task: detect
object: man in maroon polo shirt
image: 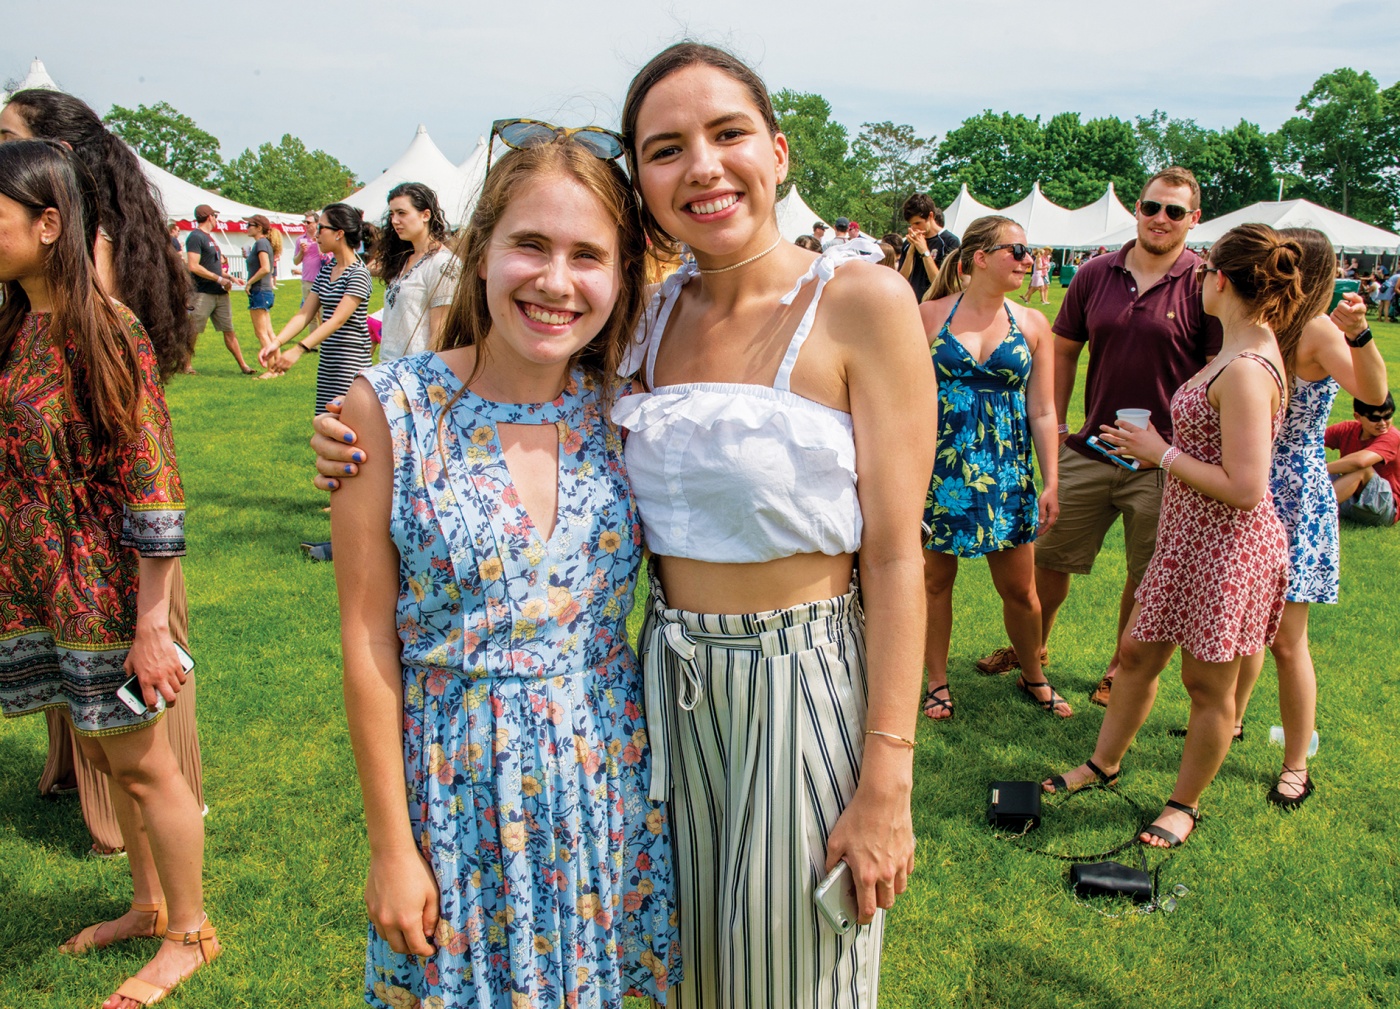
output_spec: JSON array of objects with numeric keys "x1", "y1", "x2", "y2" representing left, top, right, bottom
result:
[{"x1": 977, "y1": 166, "x2": 1222, "y2": 705}]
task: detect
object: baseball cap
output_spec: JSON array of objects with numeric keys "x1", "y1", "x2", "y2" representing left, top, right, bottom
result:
[
  {"x1": 194, "y1": 204, "x2": 218, "y2": 222},
  {"x1": 243, "y1": 214, "x2": 272, "y2": 231},
  {"x1": 848, "y1": 220, "x2": 860, "y2": 231},
  {"x1": 834, "y1": 217, "x2": 850, "y2": 229},
  {"x1": 813, "y1": 220, "x2": 826, "y2": 230}
]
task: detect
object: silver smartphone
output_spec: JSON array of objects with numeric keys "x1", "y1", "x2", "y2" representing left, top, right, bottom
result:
[
  {"x1": 115, "y1": 642, "x2": 194, "y2": 716},
  {"x1": 814, "y1": 859, "x2": 860, "y2": 934}
]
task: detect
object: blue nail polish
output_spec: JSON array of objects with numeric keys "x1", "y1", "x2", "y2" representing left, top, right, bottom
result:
[
  {"x1": 353, "y1": 451, "x2": 364, "y2": 462},
  {"x1": 344, "y1": 464, "x2": 354, "y2": 474},
  {"x1": 343, "y1": 433, "x2": 354, "y2": 443},
  {"x1": 328, "y1": 480, "x2": 338, "y2": 490}
]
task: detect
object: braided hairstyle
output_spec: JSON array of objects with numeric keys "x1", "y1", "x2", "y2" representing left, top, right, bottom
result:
[{"x1": 5, "y1": 89, "x2": 193, "y2": 379}]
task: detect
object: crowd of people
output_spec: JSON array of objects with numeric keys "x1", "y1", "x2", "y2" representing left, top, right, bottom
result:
[{"x1": 0, "y1": 39, "x2": 1393, "y2": 1009}]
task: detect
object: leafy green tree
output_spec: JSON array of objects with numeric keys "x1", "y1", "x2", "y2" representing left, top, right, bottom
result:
[
  {"x1": 1037, "y1": 114, "x2": 1144, "y2": 208},
  {"x1": 1273, "y1": 68, "x2": 1396, "y2": 224},
  {"x1": 773, "y1": 89, "x2": 866, "y2": 224},
  {"x1": 1136, "y1": 111, "x2": 1277, "y2": 217},
  {"x1": 849, "y1": 121, "x2": 936, "y2": 234},
  {"x1": 105, "y1": 101, "x2": 223, "y2": 187},
  {"x1": 931, "y1": 111, "x2": 1043, "y2": 207},
  {"x1": 218, "y1": 135, "x2": 358, "y2": 213}
]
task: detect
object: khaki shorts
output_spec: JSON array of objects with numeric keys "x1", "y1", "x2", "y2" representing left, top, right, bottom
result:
[
  {"x1": 189, "y1": 292, "x2": 233, "y2": 334},
  {"x1": 1034, "y1": 444, "x2": 1165, "y2": 583}
]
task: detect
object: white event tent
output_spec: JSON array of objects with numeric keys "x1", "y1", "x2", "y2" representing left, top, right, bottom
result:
[
  {"x1": 1187, "y1": 199, "x2": 1400, "y2": 254},
  {"x1": 457, "y1": 136, "x2": 490, "y2": 222},
  {"x1": 344, "y1": 124, "x2": 475, "y2": 228},
  {"x1": 4, "y1": 57, "x2": 303, "y2": 279},
  {"x1": 775, "y1": 187, "x2": 826, "y2": 241},
  {"x1": 5, "y1": 56, "x2": 60, "y2": 97},
  {"x1": 942, "y1": 184, "x2": 999, "y2": 241}
]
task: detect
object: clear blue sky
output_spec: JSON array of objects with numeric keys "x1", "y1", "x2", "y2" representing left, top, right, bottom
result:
[{"x1": 7, "y1": 0, "x2": 1398, "y2": 180}]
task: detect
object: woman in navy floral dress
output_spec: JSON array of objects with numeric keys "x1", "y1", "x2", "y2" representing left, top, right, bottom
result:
[
  {"x1": 1231, "y1": 229, "x2": 1388, "y2": 808},
  {"x1": 917, "y1": 217, "x2": 1064, "y2": 721},
  {"x1": 332, "y1": 137, "x2": 679, "y2": 1009}
]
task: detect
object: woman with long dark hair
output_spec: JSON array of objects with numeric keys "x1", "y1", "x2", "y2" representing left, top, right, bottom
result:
[
  {"x1": 1044, "y1": 224, "x2": 1305, "y2": 851},
  {"x1": 373, "y1": 182, "x2": 458, "y2": 361},
  {"x1": 0, "y1": 87, "x2": 205, "y2": 859},
  {"x1": 1230, "y1": 228, "x2": 1387, "y2": 807},
  {"x1": 0, "y1": 139, "x2": 219, "y2": 1008}
]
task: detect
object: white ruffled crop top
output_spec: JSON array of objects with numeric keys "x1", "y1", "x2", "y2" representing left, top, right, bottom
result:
[{"x1": 611, "y1": 245, "x2": 872, "y2": 563}]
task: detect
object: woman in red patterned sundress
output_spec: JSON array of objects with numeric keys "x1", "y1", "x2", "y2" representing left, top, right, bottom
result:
[
  {"x1": 0, "y1": 141, "x2": 219, "y2": 1008},
  {"x1": 1042, "y1": 223, "x2": 1306, "y2": 850}
]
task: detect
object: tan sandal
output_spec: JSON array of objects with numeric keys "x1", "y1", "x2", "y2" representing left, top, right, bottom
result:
[
  {"x1": 59, "y1": 901, "x2": 167, "y2": 955},
  {"x1": 110, "y1": 917, "x2": 221, "y2": 1006}
]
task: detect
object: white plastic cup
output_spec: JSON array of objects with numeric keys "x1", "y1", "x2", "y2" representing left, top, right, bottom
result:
[
  {"x1": 1269, "y1": 725, "x2": 1319, "y2": 757},
  {"x1": 1116, "y1": 408, "x2": 1152, "y2": 430}
]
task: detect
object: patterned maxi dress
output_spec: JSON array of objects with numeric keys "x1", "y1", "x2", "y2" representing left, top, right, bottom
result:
[
  {"x1": 1132, "y1": 353, "x2": 1289, "y2": 661},
  {"x1": 924, "y1": 296, "x2": 1039, "y2": 556},
  {"x1": 362, "y1": 355, "x2": 680, "y2": 1009},
  {"x1": 1269, "y1": 376, "x2": 1341, "y2": 604},
  {"x1": 0, "y1": 310, "x2": 185, "y2": 735}
]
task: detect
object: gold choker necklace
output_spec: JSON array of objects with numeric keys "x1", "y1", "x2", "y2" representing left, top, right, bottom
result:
[{"x1": 697, "y1": 236, "x2": 783, "y2": 275}]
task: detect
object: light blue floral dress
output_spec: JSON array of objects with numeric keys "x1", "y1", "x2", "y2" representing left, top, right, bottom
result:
[
  {"x1": 1270, "y1": 376, "x2": 1340, "y2": 604},
  {"x1": 924, "y1": 297, "x2": 1039, "y2": 557},
  {"x1": 363, "y1": 355, "x2": 680, "y2": 1009}
]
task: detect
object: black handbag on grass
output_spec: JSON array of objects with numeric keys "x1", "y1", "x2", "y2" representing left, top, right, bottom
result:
[{"x1": 1068, "y1": 849, "x2": 1153, "y2": 904}]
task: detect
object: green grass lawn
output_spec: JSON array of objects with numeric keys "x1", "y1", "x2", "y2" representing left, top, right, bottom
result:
[{"x1": 2, "y1": 275, "x2": 1398, "y2": 1008}]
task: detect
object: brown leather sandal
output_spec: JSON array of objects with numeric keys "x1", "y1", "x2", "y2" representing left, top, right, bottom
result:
[
  {"x1": 58, "y1": 900, "x2": 167, "y2": 955},
  {"x1": 110, "y1": 917, "x2": 221, "y2": 1006}
]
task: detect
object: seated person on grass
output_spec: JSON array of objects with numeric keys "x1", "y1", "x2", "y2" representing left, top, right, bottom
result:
[{"x1": 1327, "y1": 392, "x2": 1399, "y2": 526}]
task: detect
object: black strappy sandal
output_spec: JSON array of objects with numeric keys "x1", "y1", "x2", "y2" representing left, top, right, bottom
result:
[
  {"x1": 1266, "y1": 766, "x2": 1314, "y2": 810},
  {"x1": 1140, "y1": 798, "x2": 1200, "y2": 848},
  {"x1": 921, "y1": 684, "x2": 953, "y2": 721},
  {"x1": 1169, "y1": 720, "x2": 1244, "y2": 743},
  {"x1": 1016, "y1": 675, "x2": 1071, "y2": 718},
  {"x1": 1044, "y1": 757, "x2": 1119, "y2": 795}
]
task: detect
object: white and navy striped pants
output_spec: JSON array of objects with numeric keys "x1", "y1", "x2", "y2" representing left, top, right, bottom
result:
[{"x1": 642, "y1": 570, "x2": 883, "y2": 1008}]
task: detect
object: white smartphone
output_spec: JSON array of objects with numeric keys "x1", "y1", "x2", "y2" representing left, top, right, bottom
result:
[
  {"x1": 814, "y1": 859, "x2": 860, "y2": 934},
  {"x1": 115, "y1": 642, "x2": 195, "y2": 716}
]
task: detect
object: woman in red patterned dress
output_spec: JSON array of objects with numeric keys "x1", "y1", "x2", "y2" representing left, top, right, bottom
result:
[
  {"x1": 0, "y1": 141, "x2": 219, "y2": 1007},
  {"x1": 1042, "y1": 224, "x2": 1306, "y2": 850}
]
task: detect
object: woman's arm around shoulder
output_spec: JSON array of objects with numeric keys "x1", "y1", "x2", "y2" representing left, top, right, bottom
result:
[
  {"x1": 332, "y1": 377, "x2": 440, "y2": 958},
  {"x1": 821, "y1": 257, "x2": 935, "y2": 922}
]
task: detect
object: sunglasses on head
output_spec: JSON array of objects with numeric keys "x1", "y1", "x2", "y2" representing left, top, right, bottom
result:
[
  {"x1": 1139, "y1": 200, "x2": 1191, "y2": 222},
  {"x1": 986, "y1": 243, "x2": 1034, "y2": 260},
  {"x1": 488, "y1": 118, "x2": 626, "y2": 164}
]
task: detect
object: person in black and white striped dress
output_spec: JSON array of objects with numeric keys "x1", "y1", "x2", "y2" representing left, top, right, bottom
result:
[
  {"x1": 265, "y1": 203, "x2": 374, "y2": 558},
  {"x1": 264, "y1": 203, "x2": 374, "y2": 414}
]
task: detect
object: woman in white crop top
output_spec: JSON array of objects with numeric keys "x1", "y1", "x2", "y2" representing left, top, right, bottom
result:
[{"x1": 613, "y1": 44, "x2": 936, "y2": 1008}]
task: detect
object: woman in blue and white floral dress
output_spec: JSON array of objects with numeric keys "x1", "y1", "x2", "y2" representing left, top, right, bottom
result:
[
  {"x1": 1232, "y1": 229, "x2": 1388, "y2": 808},
  {"x1": 917, "y1": 217, "x2": 1064, "y2": 721},
  {"x1": 331, "y1": 137, "x2": 679, "y2": 1009}
]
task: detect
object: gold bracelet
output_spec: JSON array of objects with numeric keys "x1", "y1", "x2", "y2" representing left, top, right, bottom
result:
[{"x1": 864, "y1": 729, "x2": 916, "y2": 750}]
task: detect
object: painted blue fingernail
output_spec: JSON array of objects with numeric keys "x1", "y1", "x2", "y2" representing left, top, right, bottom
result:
[
  {"x1": 353, "y1": 451, "x2": 364, "y2": 462},
  {"x1": 328, "y1": 480, "x2": 338, "y2": 490},
  {"x1": 343, "y1": 433, "x2": 354, "y2": 443},
  {"x1": 344, "y1": 464, "x2": 354, "y2": 474}
]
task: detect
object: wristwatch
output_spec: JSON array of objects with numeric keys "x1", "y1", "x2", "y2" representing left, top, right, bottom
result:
[{"x1": 1346, "y1": 326, "x2": 1373, "y2": 348}]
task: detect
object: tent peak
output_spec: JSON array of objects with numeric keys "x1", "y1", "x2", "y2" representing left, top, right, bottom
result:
[{"x1": 415, "y1": 123, "x2": 429, "y2": 135}]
